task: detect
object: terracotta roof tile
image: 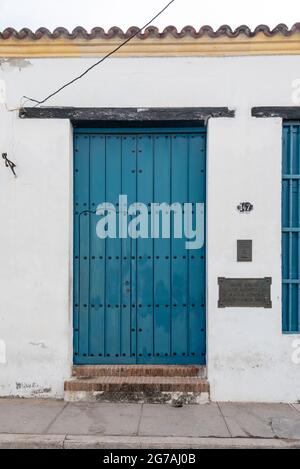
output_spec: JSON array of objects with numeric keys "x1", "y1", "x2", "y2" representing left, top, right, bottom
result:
[{"x1": 1, "y1": 24, "x2": 300, "y2": 40}]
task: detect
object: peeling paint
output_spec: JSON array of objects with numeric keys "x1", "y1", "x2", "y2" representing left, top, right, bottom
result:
[
  {"x1": 0, "y1": 80, "x2": 6, "y2": 104},
  {"x1": 16, "y1": 382, "x2": 37, "y2": 390},
  {"x1": 32, "y1": 387, "x2": 52, "y2": 395},
  {"x1": 15, "y1": 382, "x2": 52, "y2": 396},
  {"x1": 64, "y1": 390, "x2": 208, "y2": 404},
  {"x1": 0, "y1": 58, "x2": 32, "y2": 71},
  {"x1": 29, "y1": 342, "x2": 47, "y2": 349},
  {"x1": 0, "y1": 340, "x2": 6, "y2": 364}
]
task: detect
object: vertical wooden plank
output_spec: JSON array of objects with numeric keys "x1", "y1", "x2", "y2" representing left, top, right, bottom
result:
[
  {"x1": 73, "y1": 134, "x2": 80, "y2": 360},
  {"x1": 121, "y1": 135, "x2": 137, "y2": 360},
  {"x1": 188, "y1": 134, "x2": 206, "y2": 363},
  {"x1": 136, "y1": 135, "x2": 154, "y2": 361},
  {"x1": 77, "y1": 135, "x2": 90, "y2": 358},
  {"x1": 198, "y1": 134, "x2": 206, "y2": 357},
  {"x1": 171, "y1": 134, "x2": 188, "y2": 358},
  {"x1": 153, "y1": 135, "x2": 171, "y2": 358},
  {"x1": 105, "y1": 135, "x2": 122, "y2": 358},
  {"x1": 129, "y1": 135, "x2": 138, "y2": 360},
  {"x1": 89, "y1": 135, "x2": 106, "y2": 358}
]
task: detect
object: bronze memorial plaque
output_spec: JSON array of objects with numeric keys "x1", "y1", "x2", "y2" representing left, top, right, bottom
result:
[{"x1": 218, "y1": 277, "x2": 272, "y2": 308}]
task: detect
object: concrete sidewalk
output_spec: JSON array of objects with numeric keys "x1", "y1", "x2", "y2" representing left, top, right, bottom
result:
[{"x1": 0, "y1": 399, "x2": 300, "y2": 448}]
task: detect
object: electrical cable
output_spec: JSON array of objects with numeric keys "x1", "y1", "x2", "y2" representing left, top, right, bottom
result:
[{"x1": 23, "y1": 0, "x2": 176, "y2": 107}]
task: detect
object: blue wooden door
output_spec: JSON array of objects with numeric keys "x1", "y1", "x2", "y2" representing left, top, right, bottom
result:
[{"x1": 73, "y1": 128, "x2": 206, "y2": 364}]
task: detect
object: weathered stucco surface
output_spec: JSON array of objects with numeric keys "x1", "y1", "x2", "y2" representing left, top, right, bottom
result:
[{"x1": 0, "y1": 55, "x2": 299, "y2": 400}]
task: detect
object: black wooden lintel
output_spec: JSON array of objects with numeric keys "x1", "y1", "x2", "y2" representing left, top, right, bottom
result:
[
  {"x1": 19, "y1": 106, "x2": 235, "y2": 121},
  {"x1": 252, "y1": 107, "x2": 300, "y2": 119}
]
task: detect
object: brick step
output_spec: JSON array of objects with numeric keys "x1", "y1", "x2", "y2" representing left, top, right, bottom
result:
[
  {"x1": 65, "y1": 376, "x2": 209, "y2": 393},
  {"x1": 64, "y1": 376, "x2": 210, "y2": 404},
  {"x1": 72, "y1": 365, "x2": 206, "y2": 378},
  {"x1": 67, "y1": 366, "x2": 209, "y2": 404}
]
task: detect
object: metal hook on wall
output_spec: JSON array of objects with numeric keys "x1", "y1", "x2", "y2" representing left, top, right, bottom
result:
[{"x1": 2, "y1": 153, "x2": 17, "y2": 177}]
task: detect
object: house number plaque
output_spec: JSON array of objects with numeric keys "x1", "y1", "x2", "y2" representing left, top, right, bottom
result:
[
  {"x1": 237, "y1": 202, "x2": 253, "y2": 213},
  {"x1": 237, "y1": 240, "x2": 252, "y2": 262},
  {"x1": 218, "y1": 277, "x2": 272, "y2": 308}
]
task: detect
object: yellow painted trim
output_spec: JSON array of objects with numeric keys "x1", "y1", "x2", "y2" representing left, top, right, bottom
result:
[{"x1": 1, "y1": 33, "x2": 300, "y2": 57}]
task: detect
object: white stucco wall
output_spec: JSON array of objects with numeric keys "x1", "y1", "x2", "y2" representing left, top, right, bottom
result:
[
  {"x1": 0, "y1": 55, "x2": 300, "y2": 400},
  {"x1": 0, "y1": 115, "x2": 73, "y2": 397},
  {"x1": 207, "y1": 116, "x2": 300, "y2": 402}
]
